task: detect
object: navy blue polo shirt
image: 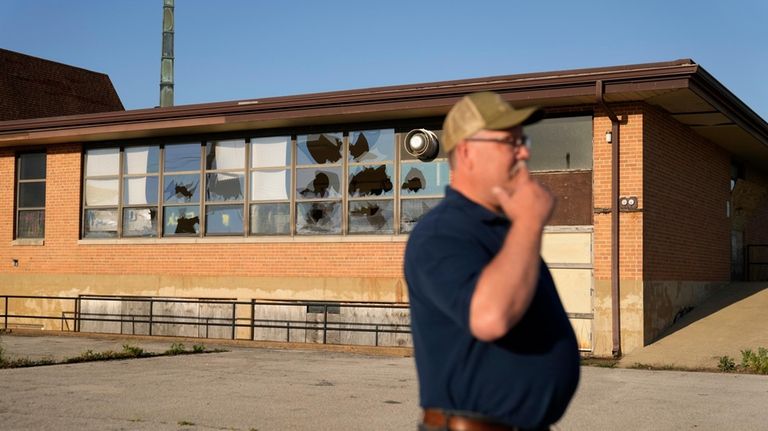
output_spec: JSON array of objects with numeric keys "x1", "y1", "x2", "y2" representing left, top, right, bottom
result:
[{"x1": 404, "y1": 186, "x2": 579, "y2": 429}]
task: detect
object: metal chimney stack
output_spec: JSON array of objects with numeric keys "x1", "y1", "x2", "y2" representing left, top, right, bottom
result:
[{"x1": 159, "y1": 0, "x2": 174, "y2": 107}]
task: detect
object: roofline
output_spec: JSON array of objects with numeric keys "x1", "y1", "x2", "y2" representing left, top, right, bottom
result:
[
  {"x1": 1, "y1": 58, "x2": 766, "y2": 149},
  {"x1": 0, "y1": 48, "x2": 115, "y2": 80}
]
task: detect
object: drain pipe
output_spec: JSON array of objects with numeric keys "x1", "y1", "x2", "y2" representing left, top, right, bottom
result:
[{"x1": 596, "y1": 80, "x2": 623, "y2": 358}]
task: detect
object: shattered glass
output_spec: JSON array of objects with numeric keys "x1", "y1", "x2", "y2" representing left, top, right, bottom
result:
[
  {"x1": 399, "y1": 161, "x2": 449, "y2": 196},
  {"x1": 296, "y1": 201, "x2": 341, "y2": 234},
  {"x1": 348, "y1": 129, "x2": 394, "y2": 162},
  {"x1": 163, "y1": 205, "x2": 200, "y2": 235},
  {"x1": 206, "y1": 173, "x2": 244, "y2": 201},
  {"x1": 297, "y1": 133, "x2": 343, "y2": 165},
  {"x1": 123, "y1": 208, "x2": 158, "y2": 237},
  {"x1": 400, "y1": 198, "x2": 442, "y2": 233},
  {"x1": 349, "y1": 200, "x2": 393, "y2": 234},
  {"x1": 205, "y1": 139, "x2": 245, "y2": 170},
  {"x1": 250, "y1": 203, "x2": 291, "y2": 235},
  {"x1": 163, "y1": 174, "x2": 200, "y2": 203},
  {"x1": 348, "y1": 164, "x2": 393, "y2": 198},
  {"x1": 84, "y1": 209, "x2": 118, "y2": 238},
  {"x1": 296, "y1": 168, "x2": 342, "y2": 199}
]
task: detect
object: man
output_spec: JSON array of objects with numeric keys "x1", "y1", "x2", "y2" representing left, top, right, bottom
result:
[{"x1": 404, "y1": 91, "x2": 580, "y2": 431}]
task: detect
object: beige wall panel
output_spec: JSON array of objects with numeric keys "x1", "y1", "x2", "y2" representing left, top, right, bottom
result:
[
  {"x1": 550, "y1": 268, "x2": 592, "y2": 313},
  {"x1": 570, "y1": 318, "x2": 593, "y2": 351},
  {"x1": 542, "y1": 231, "x2": 592, "y2": 265}
]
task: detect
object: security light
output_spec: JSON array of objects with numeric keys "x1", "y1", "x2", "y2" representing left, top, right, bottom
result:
[{"x1": 404, "y1": 129, "x2": 440, "y2": 162}]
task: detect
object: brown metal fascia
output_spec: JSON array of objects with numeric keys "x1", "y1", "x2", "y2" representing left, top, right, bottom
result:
[
  {"x1": 687, "y1": 66, "x2": 768, "y2": 148},
  {"x1": 0, "y1": 59, "x2": 702, "y2": 143}
]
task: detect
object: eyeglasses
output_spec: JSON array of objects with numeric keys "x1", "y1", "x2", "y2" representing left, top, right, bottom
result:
[{"x1": 465, "y1": 134, "x2": 530, "y2": 150}]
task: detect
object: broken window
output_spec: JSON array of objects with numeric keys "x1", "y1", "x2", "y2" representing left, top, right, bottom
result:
[
  {"x1": 163, "y1": 205, "x2": 200, "y2": 235},
  {"x1": 84, "y1": 208, "x2": 118, "y2": 238},
  {"x1": 348, "y1": 165, "x2": 394, "y2": 198},
  {"x1": 349, "y1": 130, "x2": 395, "y2": 162},
  {"x1": 297, "y1": 133, "x2": 343, "y2": 165},
  {"x1": 83, "y1": 148, "x2": 120, "y2": 238},
  {"x1": 524, "y1": 116, "x2": 592, "y2": 171},
  {"x1": 206, "y1": 173, "x2": 244, "y2": 201},
  {"x1": 349, "y1": 200, "x2": 394, "y2": 234},
  {"x1": 296, "y1": 201, "x2": 341, "y2": 234},
  {"x1": 250, "y1": 203, "x2": 291, "y2": 235},
  {"x1": 123, "y1": 176, "x2": 159, "y2": 205},
  {"x1": 205, "y1": 205, "x2": 244, "y2": 235},
  {"x1": 401, "y1": 198, "x2": 442, "y2": 233},
  {"x1": 163, "y1": 174, "x2": 200, "y2": 203},
  {"x1": 123, "y1": 208, "x2": 158, "y2": 237},
  {"x1": 16, "y1": 152, "x2": 46, "y2": 239},
  {"x1": 399, "y1": 162, "x2": 449, "y2": 196}
]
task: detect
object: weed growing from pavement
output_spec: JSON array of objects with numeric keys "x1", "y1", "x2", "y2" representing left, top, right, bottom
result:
[
  {"x1": 0, "y1": 340, "x2": 227, "y2": 369},
  {"x1": 177, "y1": 420, "x2": 195, "y2": 426},
  {"x1": 718, "y1": 347, "x2": 768, "y2": 374}
]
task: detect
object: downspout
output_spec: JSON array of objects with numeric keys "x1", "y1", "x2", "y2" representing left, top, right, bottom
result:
[{"x1": 596, "y1": 80, "x2": 623, "y2": 358}]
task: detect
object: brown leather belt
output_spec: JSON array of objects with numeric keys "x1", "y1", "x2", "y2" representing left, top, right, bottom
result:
[{"x1": 422, "y1": 409, "x2": 520, "y2": 431}]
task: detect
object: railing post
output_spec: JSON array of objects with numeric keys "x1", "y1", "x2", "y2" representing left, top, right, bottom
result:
[
  {"x1": 286, "y1": 321, "x2": 290, "y2": 342},
  {"x1": 231, "y1": 302, "x2": 237, "y2": 340},
  {"x1": 148, "y1": 298, "x2": 154, "y2": 336},
  {"x1": 323, "y1": 304, "x2": 328, "y2": 344},
  {"x1": 74, "y1": 297, "x2": 80, "y2": 332},
  {"x1": 250, "y1": 299, "x2": 255, "y2": 341},
  {"x1": 4, "y1": 297, "x2": 8, "y2": 330},
  {"x1": 375, "y1": 324, "x2": 379, "y2": 347}
]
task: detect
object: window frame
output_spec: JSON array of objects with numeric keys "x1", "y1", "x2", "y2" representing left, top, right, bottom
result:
[{"x1": 15, "y1": 151, "x2": 47, "y2": 240}]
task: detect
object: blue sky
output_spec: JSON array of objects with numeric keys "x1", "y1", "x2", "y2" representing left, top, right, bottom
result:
[{"x1": 2, "y1": 1, "x2": 766, "y2": 120}]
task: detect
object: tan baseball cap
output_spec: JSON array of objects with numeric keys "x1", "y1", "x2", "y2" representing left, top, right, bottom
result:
[{"x1": 442, "y1": 91, "x2": 543, "y2": 152}]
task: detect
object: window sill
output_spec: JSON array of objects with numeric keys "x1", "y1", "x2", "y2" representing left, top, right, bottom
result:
[
  {"x1": 77, "y1": 235, "x2": 409, "y2": 245},
  {"x1": 12, "y1": 239, "x2": 45, "y2": 246}
]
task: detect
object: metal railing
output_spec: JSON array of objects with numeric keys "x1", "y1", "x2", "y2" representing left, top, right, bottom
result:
[{"x1": 0, "y1": 295, "x2": 412, "y2": 347}]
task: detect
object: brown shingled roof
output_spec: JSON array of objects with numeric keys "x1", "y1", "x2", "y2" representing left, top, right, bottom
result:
[{"x1": 0, "y1": 48, "x2": 124, "y2": 121}]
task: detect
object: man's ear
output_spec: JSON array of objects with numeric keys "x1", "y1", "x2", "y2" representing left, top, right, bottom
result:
[{"x1": 455, "y1": 141, "x2": 473, "y2": 171}]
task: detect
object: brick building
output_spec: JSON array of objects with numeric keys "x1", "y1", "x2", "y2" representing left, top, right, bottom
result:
[{"x1": 1, "y1": 58, "x2": 767, "y2": 357}]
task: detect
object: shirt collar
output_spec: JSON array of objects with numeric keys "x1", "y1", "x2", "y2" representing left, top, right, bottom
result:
[{"x1": 444, "y1": 186, "x2": 509, "y2": 224}]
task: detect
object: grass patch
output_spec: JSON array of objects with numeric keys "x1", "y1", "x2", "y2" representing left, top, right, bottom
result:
[
  {"x1": 0, "y1": 341, "x2": 227, "y2": 369},
  {"x1": 718, "y1": 347, "x2": 768, "y2": 375},
  {"x1": 580, "y1": 357, "x2": 618, "y2": 368},
  {"x1": 177, "y1": 420, "x2": 195, "y2": 426}
]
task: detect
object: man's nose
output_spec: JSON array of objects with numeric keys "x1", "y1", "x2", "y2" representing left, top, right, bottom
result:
[{"x1": 516, "y1": 145, "x2": 531, "y2": 160}]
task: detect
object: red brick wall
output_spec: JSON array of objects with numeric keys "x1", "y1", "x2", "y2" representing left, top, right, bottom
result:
[
  {"x1": 2, "y1": 144, "x2": 406, "y2": 280},
  {"x1": 643, "y1": 106, "x2": 730, "y2": 281}
]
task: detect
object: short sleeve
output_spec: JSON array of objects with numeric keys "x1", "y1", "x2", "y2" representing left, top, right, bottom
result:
[{"x1": 405, "y1": 231, "x2": 491, "y2": 330}]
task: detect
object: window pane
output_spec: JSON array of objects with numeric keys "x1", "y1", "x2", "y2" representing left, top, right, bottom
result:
[
  {"x1": 85, "y1": 179, "x2": 118, "y2": 206},
  {"x1": 296, "y1": 201, "x2": 341, "y2": 235},
  {"x1": 297, "y1": 133, "x2": 343, "y2": 165},
  {"x1": 18, "y1": 182, "x2": 45, "y2": 208},
  {"x1": 163, "y1": 174, "x2": 200, "y2": 203},
  {"x1": 296, "y1": 167, "x2": 342, "y2": 199},
  {"x1": 400, "y1": 161, "x2": 450, "y2": 196},
  {"x1": 19, "y1": 153, "x2": 46, "y2": 180},
  {"x1": 85, "y1": 148, "x2": 119, "y2": 176},
  {"x1": 163, "y1": 205, "x2": 200, "y2": 235},
  {"x1": 349, "y1": 129, "x2": 394, "y2": 162},
  {"x1": 123, "y1": 208, "x2": 158, "y2": 237},
  {"x1": 205, "y1": 205, "x2": 244, "y2": 235},
  {"x1": 349, "y1": 164, "x2": 393, "y2": 198},
  {"x1": 124, "y1": 176, "x2": 159, "y2": 205},
  {"x1": 206, "y1": 173, "x2": 244, "y2": 201},
  {"x1": 401, "y1": 198, "x2": 442, "y2": 233},
  {"x1": 83, "y1": 209, "x2": 118, "y2": 238},
  {"x1": 250, "y1": 203, "x2": 290, "y2": 235},
  {"x1": 349, "y1": 200, "x2": 393, "y2": 234},
  {"x1": 251, "y1": 169, "x2": 290, "y2": 201},
  {"x1": 17, "y1": 210, "x2": 44, "y2": 238},
  {"x1": 524, "y1": 116, "x2": 592, "y2": 171},
  {"x1": 124, "y1": 146, "x2": 159, "y2": 174},
  {"x1": 206, "y1": 139, "x2": 245, "y2": 170},
  {"x1": 164, "y1": 143, "x2": 201, "y2": 172},
  {"x1": 251, "y1": 136, "x2": 291, "y2": 167}
]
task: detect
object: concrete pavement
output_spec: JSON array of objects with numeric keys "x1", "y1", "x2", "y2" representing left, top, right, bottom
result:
[
  {"x1": 2, "y1": 332, "x2": 768, "y2": 430},
  {"x1": 619, "y1": 283, "x2": 768, "y2": 369}
]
